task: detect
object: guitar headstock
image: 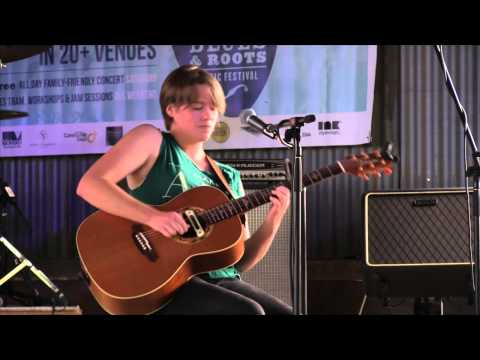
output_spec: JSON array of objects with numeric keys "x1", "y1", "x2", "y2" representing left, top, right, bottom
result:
[{"x1": 340, "y1": 142, "x2": 398, "y2": 180}]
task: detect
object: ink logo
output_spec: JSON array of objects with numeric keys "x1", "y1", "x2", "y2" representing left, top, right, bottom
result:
[
  {"x1": 172, "y1": 45, "x2": 277, "y2": 117},
  {"x1": 106, "y1": 126, "x2": 123, "y2": 146},
  {"x1": 64, "y1": 131, "x2": 97, "y2": 143},
  {"x1": 318, "y1": 121, "x2": 340, "y2": 131},
  {"x1": 2, "y1": 131, "x2": 22, "y2": 148}
]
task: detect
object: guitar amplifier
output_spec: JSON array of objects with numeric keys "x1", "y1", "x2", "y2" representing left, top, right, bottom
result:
[
  {"x1": 363, "y1": 189, "x2": 472, "y2": 297},
  {"x1": 221, "y1": 159, "x2": 292, "y2": 306},
  {"x1": 221, "y1": 159, "x2": 291, "y2": 189}
]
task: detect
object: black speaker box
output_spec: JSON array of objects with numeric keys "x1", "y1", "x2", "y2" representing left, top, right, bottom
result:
[{"x1": 363, "y1": 188, "x2": 473, "y2": 298}]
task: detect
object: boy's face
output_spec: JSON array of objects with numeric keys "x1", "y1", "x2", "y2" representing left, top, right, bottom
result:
[{"x1": 167, "y1": 85, "x2": 219, "y2": 142}]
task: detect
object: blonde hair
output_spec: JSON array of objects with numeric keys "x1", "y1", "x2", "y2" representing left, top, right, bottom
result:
[{"x1": 160, "y1": 65, "x2": 226, "y2": 130}]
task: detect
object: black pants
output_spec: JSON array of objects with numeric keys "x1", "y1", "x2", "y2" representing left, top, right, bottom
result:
[{"x1": 155, "y1": 276, "x2": 293, "y2": 315}]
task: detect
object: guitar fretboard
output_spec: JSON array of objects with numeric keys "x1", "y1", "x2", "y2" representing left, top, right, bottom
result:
[{"x1": 198, "y1": 162, "x2": 343, "y2": 226}]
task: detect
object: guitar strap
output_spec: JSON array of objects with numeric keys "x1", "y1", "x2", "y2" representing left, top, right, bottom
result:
[{"x1": 206, "y1": 155, "x2": 246, "y2": 225}]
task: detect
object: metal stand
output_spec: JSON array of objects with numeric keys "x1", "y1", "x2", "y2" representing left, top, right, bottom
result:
[
  {"x1": 269, "y1": 124, "x2": 308, "y2": 315},
  {"x1": 283, "y1": 126, "x2": 308, "y2": 315},
  {"x1": 433, "y1": 45, "x2": 480, "y2": 314},
  {"x1": 242, "y1": 111, "x2": 311, "y2": 315},
  {"x1": 414, "y1": 297, "x2": 444, "y2": 315},
  {"x1": 0, "y1": 177, "x2": 67, "y2": 308},
  {"x1": 0, "y1": 236, "x2": 66, "y2": 305}
]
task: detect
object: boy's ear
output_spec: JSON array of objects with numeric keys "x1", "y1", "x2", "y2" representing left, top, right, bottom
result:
[{"x1": 166, "y1": 104, "x2": 176, "y2": 118}]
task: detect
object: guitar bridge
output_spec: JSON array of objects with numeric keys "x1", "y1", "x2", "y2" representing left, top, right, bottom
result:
[
  {"x1": 132, "y1": 224, "x2": 158, "y2": 262},
  {"x1": 184, "y1": 209, "x2": 205, "y2": 238}
]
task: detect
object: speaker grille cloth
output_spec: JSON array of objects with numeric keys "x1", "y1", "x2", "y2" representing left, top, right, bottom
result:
[
  {"x1": 366, "y1": 191, "x2": 471, "y2": 265},
  {"x1": 240, "y1": 189, "x2": 291, "y2": 305}
]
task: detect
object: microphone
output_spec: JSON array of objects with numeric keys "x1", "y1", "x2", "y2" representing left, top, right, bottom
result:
[
  {"x1": 0, "y1": 179, "x2": 16, "y2": 204},
  {"x1": 0, "y1": 179, "x2": 32, "y2": 230},
  {"x1": 240, "y1": 109, "x2": 316, "y2": 138},
  {"x1": 239, "y1": 108, "x2": 277, "y2": 139},
  {"x1": 276, "y1": 114, "x2": 316, "y2": 129}
]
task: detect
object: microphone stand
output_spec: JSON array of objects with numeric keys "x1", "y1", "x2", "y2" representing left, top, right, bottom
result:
[
  {"x1": 247, "y1": 118, "x2": 308, "y2": 315},
  {"x1": 283, "y1": 124, "x2": 308, "y2": 315},
  {"x1": 433, "y1": 45, "x2": 480, "y2": 314},
  {"x1": 270, "y1": 125, "x2": 308, "y2": 315}
]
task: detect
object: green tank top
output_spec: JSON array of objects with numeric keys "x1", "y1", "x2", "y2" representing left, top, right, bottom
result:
[{"x1": 129, "y1": 131, "x2": 245, "y2": 279}]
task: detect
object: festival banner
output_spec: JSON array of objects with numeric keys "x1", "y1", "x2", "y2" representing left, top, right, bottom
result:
[{"x1": 0, "y1": 45, "x2": 376, "y2": 157}]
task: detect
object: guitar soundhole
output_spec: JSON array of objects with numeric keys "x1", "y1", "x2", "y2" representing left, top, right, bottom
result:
[
  {"x1": 175, "y1": 227, "x2": 212, "y2": 244},
  {"x1": 176, "y1": 227, "x2": 208, "y2": 244}
]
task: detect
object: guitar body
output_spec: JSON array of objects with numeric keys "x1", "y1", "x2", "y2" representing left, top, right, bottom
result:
[{"x1": 76, "y1": 186, "x2": 245, "y2": 315}]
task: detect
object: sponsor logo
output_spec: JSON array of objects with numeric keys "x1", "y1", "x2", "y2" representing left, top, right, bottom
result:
[
  {"x1": 211, "y1": 121, "x2": 230, "y2": 143},
  {"x1": 40, "y1": 129, "x2": 48, "y2": 141},
  {"x1": 29, "y1": 129, "x2": 56, "y2": 147},
  {"x1": 318, "y1": 121, "x2": 341, "y2": 135},
  {"x1": 2, "y1": 131, "x2": 22, "y2": 148},
  {"x1": 318, "y1": 121, "x2": 340, "y2": 130},
  {"x1": 64, "y1": 131, "x2": 97, "y2": 143},
  {"x1": 106, "y1": 126, "x2": 123, "y2": 146},
  {"x1": 172, "y1": 45, "x2": 277, "y2": 117}
]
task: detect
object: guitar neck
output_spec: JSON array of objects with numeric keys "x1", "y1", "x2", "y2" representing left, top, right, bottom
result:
[{"x1": 199, "y1": 162, "x2": 344, "y2": 226}]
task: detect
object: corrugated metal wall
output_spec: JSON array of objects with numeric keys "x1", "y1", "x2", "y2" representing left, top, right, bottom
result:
[
  {"x1": 399, "y1": 45, "x2": 479, "y2": 189},
  {"x1": 1, "y1": 45, "x2": 476, "y2": 278}
]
